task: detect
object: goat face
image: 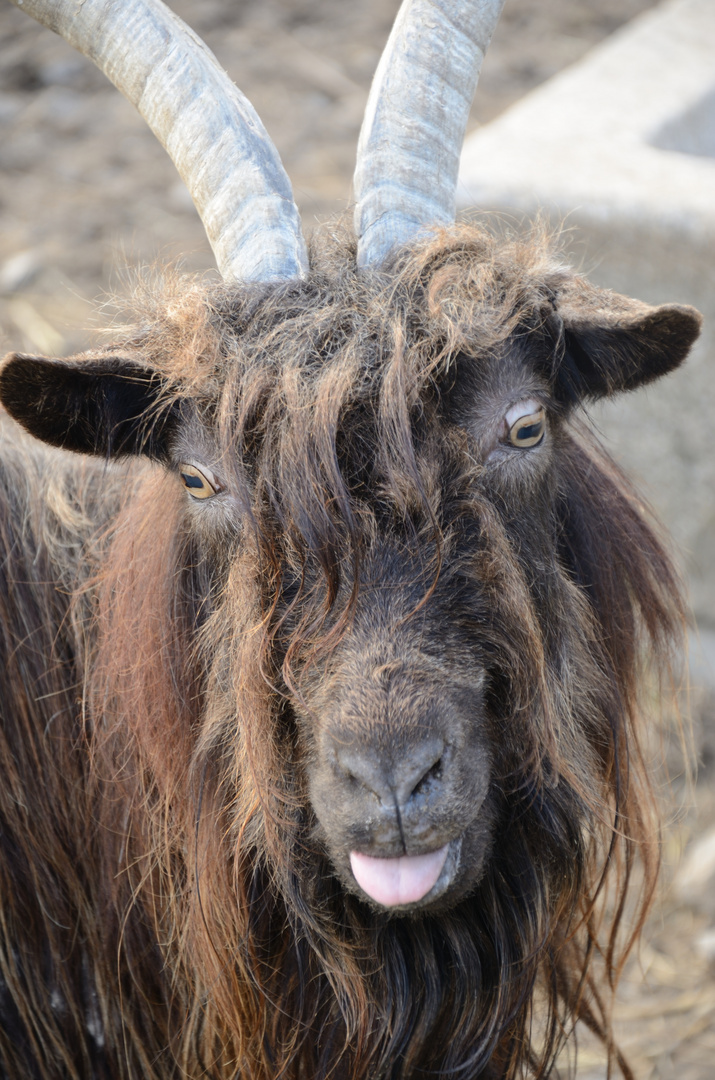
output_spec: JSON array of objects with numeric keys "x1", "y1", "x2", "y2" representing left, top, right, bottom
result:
[{"x1": 0, "y1": 232, "x2": 701, "y2": 918}]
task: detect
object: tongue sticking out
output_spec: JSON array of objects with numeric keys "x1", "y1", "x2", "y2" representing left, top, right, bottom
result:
[{"x1": 350, "y1": 845, "x2": 449, "y2": 907}]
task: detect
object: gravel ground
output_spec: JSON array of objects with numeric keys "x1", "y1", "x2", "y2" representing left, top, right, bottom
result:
[{"x1": 2, "y1": 2, "x2": 713, "y2": 1077}]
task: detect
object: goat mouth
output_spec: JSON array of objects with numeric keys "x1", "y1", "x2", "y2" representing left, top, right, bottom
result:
[{"x1": 349, "y1": 840, "x2": 460, "y2": 909}]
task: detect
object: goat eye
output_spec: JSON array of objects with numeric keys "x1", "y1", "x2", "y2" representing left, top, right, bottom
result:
[
  {"x1": 178, "y1": 463, "x2": 219, "y2": 499},
  {"x1": 506, "y1": 405, "x2": 546, "y2": 449}
]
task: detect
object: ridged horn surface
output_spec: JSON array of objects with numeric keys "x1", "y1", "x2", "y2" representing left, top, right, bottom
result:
[
  {"x1": 354, "y1": 0, "x2": 505, "y2": 268},
  {"x1": 10, "y1": 0, "x2": 309, "y2": 283}
]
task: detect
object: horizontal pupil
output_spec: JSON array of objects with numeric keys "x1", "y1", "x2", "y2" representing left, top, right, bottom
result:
[
  {"x1": 516, "y1": 422, "x2": 542, "y2": 441},
  {"x1": 181, "y1": 472, "x2": 205, "y2": 489}
]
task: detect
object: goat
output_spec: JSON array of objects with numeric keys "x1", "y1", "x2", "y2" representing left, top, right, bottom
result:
[{"x1": 0, "y1": 1, "x2": 702, "y2": 1077}]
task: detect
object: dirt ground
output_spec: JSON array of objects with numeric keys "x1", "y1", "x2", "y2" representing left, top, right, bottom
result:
[{"x1": 1, "y1": 2, "x2": 714, "y2": 1077}]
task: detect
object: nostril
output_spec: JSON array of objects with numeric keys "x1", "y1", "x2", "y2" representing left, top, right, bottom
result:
[
  {"x1": 336, "y1": 751, "x2": 385, "y2": 802},
  {"x1": 411, "y1": 755, "x2": 443, "y2": 798}
]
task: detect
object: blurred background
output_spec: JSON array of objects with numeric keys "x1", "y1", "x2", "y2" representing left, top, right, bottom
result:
[{"x1": 0, "y1": 1, "x2": 713, "y2": 1076}]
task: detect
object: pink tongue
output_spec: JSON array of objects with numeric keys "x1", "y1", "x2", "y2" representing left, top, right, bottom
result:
[{"x1": 350, "y1": 846, "x2": 449, "y2": 906}]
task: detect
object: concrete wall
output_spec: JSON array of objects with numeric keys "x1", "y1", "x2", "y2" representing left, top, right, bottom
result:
[{"x1": 458, "y1": 0, "x2": 715, "y2": 661}]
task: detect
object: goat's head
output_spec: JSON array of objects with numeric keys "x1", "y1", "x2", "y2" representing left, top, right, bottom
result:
[
  {"x1": 0, "y1": 231, "x2": 700, "y2": 922},
  {"x1": 0, "y1": 4, "x2": 705, "y2": 1075},
  {"x1": 0, "y1": 0, "x2": 703, "y2": 1024}
]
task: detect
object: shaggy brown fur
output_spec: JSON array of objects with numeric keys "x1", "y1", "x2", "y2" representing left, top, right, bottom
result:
[{"x1": 0, "y1": 225, "x2": 702, "y2": 1079}]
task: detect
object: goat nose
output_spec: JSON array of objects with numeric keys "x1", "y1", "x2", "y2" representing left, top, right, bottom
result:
[{"x1": 336, "y1": 739, "x2": 445, "y2": 810}]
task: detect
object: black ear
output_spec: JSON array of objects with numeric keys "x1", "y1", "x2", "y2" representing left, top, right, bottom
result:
[
  {"x1": 553, "y1": 277, "x2": 702, "y2": 403},
  {"x1": 0, "y1": 352, "x2": 180, "y2": 460}
]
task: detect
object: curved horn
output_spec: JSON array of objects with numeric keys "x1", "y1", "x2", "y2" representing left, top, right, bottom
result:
[
  {"x1": 10, "y1": 0, "x2": 309, "y2": 284},
  {"x1": 354, "y1": 0, "x2": 505, "y2": 268}
]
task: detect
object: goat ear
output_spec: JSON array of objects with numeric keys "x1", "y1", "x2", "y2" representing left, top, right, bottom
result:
[
  {"x1": 0, "y1": 352, "x2": 179, "y2": 460},
  {"x1": 553, "y1": 277, "x2": 702, "y2": 402}
]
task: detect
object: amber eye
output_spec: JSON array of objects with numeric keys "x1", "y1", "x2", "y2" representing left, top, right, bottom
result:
[
  {"x1": 179, "y1": 463, "x2": 219, "y2": 499},
  {"x1": 506, "y1": 405, "x2": 546, "y2": 449}
]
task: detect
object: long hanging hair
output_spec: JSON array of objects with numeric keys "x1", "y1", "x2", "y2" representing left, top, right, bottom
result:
[{"x1": 74, "y1": 227, "x2": 686, "y2": 1079}]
